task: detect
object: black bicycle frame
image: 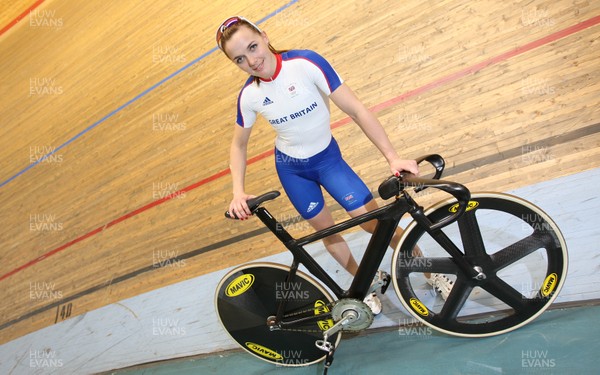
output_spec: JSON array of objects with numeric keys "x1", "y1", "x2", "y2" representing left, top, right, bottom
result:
[
  {"x1": 253, "y1": 197, "x2": 411, "y2": 301},
  {"x1": 236, "y1": 167, "x2": 471, "y2": 326}
]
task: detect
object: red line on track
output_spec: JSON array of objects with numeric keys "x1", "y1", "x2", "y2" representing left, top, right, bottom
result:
[
  {"x1": 2, "y1": 15, "x2": 599, "y2": 282},
  {"x1": 0, "y1": 169, "x2": 233, "y2": 281},
  {"x1": 371, "y1": 15, "x2": 600, "y2": 113},
  {"x1": 0, "y1": 0, "x2": 46, "y2": 37}
]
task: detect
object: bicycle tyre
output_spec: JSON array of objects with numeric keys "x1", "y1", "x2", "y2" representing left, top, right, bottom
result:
[
  {"x1": 392, "y1": 192, "x2": 568, "y2": 337},
  {"x1": 215, "y1": 262, "x2": 341, "y2": 366}
]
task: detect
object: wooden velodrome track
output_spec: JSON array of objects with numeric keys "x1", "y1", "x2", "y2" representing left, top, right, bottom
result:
[{"x1": 1, "y1": 0, "x2": 599, "y2": 349}]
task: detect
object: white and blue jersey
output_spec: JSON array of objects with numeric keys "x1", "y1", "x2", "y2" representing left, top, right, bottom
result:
[
  {"x1": 236, "y1": 50, "x2": 341, "y2": 158},
  {"x1": 235, "y1": 50, "x2": 372, "y2": 219}
]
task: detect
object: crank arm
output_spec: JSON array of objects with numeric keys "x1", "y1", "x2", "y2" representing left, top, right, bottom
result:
[{"x1": 315, "y1": 309, "x2": 358, "y2": 352}]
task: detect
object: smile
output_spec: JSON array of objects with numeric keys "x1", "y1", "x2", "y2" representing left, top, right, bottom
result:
[{"x1": 252, "y1": 61, "x2": 264, "y2": 72}]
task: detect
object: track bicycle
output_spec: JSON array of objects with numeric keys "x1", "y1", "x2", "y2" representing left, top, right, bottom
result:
[{"x1": 214, "y1": 154, "x2": 567, "y2": 372}]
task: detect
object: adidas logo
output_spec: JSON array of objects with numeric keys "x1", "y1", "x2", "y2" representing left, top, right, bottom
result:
[
  {"x1": 307, "y1": 202, "x2": 319, "y2": 213},
  {"x1": 262, "y1": 97, "x2": 273, "y2": 106}
]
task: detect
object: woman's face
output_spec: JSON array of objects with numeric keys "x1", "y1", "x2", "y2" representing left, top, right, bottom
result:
[{"x1": 223, "y1": 25, "x2": 277, "y2": 79}]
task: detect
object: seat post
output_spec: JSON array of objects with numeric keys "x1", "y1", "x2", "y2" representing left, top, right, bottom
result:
[{"x1": 254, "y1": 207, "x2": 295, "y2": 244}]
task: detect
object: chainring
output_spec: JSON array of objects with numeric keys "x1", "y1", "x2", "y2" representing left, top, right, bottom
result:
[{"x1": 331, "y1": 298, "x2": 374, "y2": 331}]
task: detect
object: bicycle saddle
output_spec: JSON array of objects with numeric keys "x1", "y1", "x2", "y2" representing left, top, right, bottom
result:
[{"x1": 225, "y1": 191, "x2": 281, "y2": 219}]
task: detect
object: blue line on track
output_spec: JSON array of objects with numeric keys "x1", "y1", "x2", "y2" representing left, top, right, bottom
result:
[{"x1": 0, "y1": 0, "x2": 299, "y2": 188}]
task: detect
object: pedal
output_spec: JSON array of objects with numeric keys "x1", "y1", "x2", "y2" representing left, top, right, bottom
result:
[
  {"x1": 315, "y1": 308, "x2": 358, "y2": 354},
  {"x1": 315, "y1": 338, "x2": 334, "y2": 353},
  {"x1": 369, "y1": 270, "x2": 391, "y2": 295},
  {"x1": 380, "y1": 272, "x2": 391, "y2": 295},
  {"x1": 316, "y1": 332, "x2": 338, "y2": 374}
]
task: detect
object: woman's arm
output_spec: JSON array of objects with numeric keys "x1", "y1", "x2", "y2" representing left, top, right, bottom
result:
[
  {"x1": 330, "y1": 83, "x2": 419, "y2": 175},
  {"x1": 229, "y1": 125, "x2": 255, "y2": 219}
]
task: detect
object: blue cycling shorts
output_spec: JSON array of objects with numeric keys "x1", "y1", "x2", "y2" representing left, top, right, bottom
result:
[{"x1": 275, "y1": 138, "x2": 373, "y2": 219}]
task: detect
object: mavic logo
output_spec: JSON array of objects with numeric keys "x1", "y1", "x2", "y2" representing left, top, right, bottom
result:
[
  {"x1": 262, "y1": 97, "x2": 273, "y2": 106},
  {"x1": 307, "y1": 202, "x2": 319, "y2": 213}
]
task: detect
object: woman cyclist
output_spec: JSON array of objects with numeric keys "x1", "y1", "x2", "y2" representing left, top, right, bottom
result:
[{"x1": 217, "y1": 16, "x2": 452, "y2": 312}]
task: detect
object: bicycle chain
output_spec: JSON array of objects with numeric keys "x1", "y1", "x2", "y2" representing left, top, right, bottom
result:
[{"x1": 277, "y1": 300, "x2": 336, "y2": 333}]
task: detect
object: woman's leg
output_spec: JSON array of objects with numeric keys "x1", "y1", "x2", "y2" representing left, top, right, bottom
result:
[
  {"x1": 347, "y1": 199, "x2": 424, "y2": 257},
  {"x1": 306, "y1": 206, "x2": 359, "y2": 275},
  {"x1": 275, "y1": 143, "x2": 361, "y2": 276},
  {"x1": 306, "y1": 198, "x2": 418, "y2": 277}
]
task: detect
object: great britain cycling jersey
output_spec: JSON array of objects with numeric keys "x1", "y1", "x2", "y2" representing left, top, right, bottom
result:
[
  {"x1": 235, "y1": 50, "x2": 373, "y2": 219},
  {"x1": 236, "y1": 50, "x2": 342, "y2": 159}
]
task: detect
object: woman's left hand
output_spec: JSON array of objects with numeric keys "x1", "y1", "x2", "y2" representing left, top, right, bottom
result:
[{"x1": 389, "y1": 159, "x2": 419, "y2": 177}]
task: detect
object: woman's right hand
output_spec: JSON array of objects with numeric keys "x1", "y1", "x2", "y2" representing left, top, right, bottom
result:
[{"x1": 228, "y1": 193, "x2": 256, "y2": 220}]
